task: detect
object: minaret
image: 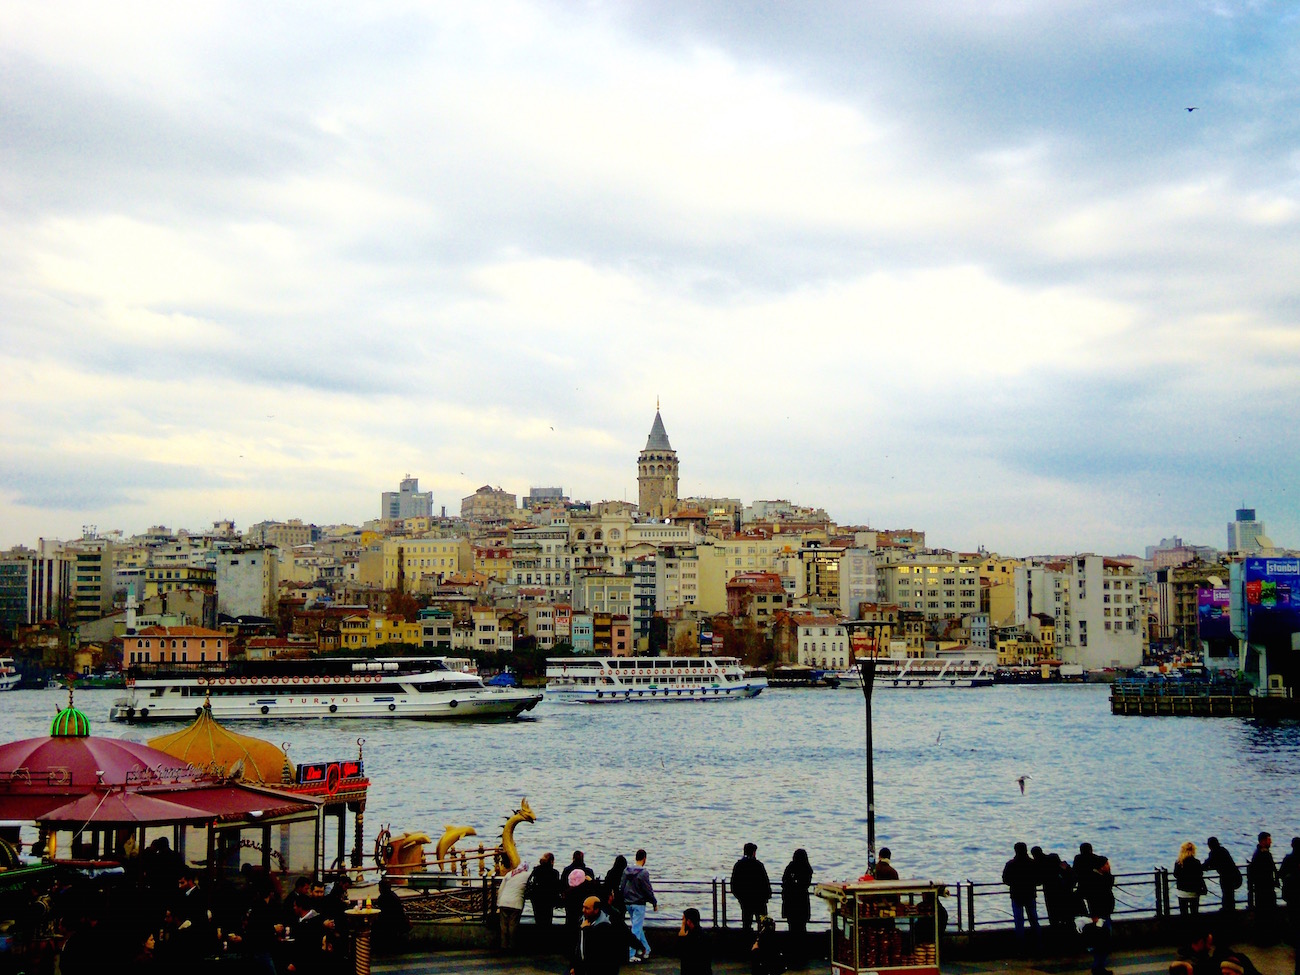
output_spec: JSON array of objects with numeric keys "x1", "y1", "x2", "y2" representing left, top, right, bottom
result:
[{"x1": 637, "y1": 405, "x2": 679, "y2": 519}]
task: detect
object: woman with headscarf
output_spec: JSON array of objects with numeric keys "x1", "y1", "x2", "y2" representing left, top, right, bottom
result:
[{"x1": 781, "y1": 849, "x2": 814, "y2": 969}]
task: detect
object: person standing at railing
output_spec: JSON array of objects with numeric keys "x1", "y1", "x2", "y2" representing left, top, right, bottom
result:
[
  {"x1": 1203, "y1": 838, "x2": 1242, "y2": 914},
  {"x1": 1032, "y1": 846, "x2": 1075, "y2": 947},
  {"x1": 1248, "y1": 832, "x2": 1280, "y2": 944},
  {"x1": 1002, "y1": 842, "x2": 1041, "y2": 951},
  {"x1": 780, "y1": 849, "x2": 813, "y2": 970},
  {"x1": 1073, "y1": 846, "x2": 1114, "y2": 975},
  {"x1": 1175, "y1": 842, "x2": 1207, "y2": 917},
  {"x1": 526, "y1": 853, "x2": 561, "y2": 942},
  {"x1": 498, "y1": 859, "x2": 530, "y2": 952},
  {"x1": 731, "y1": 843, "x2": 772, "y2": 933},
  {"x1": 622, "y1": 849, "x2": 658, "y2": 964}
]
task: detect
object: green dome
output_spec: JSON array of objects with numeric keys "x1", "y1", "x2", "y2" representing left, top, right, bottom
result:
[{"x1": 50, "y1": 706, "x2": 91, "y2": 738}]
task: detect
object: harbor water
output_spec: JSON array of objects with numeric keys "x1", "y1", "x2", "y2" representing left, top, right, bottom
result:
[{"x1": 7, "y1": 685, "x2": 1298, "y2": 886}]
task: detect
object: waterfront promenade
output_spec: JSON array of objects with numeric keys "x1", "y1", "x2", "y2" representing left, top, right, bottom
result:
[{"x1": 371, "y1": 941, "x2": 1297, "y2": 975}]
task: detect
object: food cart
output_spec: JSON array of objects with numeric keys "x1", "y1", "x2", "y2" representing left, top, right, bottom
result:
[{"x1": 816, "y1": 880, "x2": 944, "y2": 975}]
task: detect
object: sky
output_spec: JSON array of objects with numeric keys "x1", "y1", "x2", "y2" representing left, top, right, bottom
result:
[{"x1": 2, "y1": 1, "x2": 1298, "y2": 555}]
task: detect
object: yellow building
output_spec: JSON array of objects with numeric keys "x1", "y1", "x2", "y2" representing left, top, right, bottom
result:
[
  {"x1": 981, "y1": 555, "x2": 1023, "y2": 627},
  {"x1": 142, "y1": 565, "x2": 216, "y2": 598},
  {"x1": 339, "y1": 614, "x2": 422, "y2": 649},
  {"x1": 381, "y1": 537, "x2": 467, "y2": 593},
  {"x1": 473, "y1": 545, "x2": 515, "y2": 583},
  {"x1": 717, "y1": 533, "x2": 802, "y2": 581}
]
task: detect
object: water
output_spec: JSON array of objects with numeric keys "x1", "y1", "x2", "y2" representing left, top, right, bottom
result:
[{"x1": 10, "y1": 686, "x2": 1299, "y2": 885}]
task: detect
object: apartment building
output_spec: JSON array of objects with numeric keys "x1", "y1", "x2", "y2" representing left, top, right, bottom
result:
[
  {"x1": 1027, "y1": 555, "x2": 1141, "y2": 669},
  {"x1": 792, "y1": 614, "x2": 850, "y2": 669},
  {"x1": 877, "y1": 554, "x2": 979, "y2": 620}
]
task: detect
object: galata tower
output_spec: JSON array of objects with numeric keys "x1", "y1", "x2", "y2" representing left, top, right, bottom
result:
[{"x1": 637, "y1": 407, "x2": 679, "y2": 519}]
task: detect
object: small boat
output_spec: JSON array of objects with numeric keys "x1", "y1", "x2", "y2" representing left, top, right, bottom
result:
[
  {"x1": 769, "y1": 665, "x2": 842, "y2": 688},
  {"x1": 0, "y1": 659, "x2": 20, "y2": 693},
  {"x1": 109, "y1": 656, "x2": 543, "y2": 722},
  {"x1": 545, "y1": 655, "x2": 766, "y2": 703}
]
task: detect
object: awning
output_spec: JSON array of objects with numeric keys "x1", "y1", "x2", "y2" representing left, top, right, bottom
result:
[
  {"x1": 141, "y1": 785, "x2": 318, "y2": 823},
  {"x1": 36, "y1": 790, "x2": 217, "y2": 826},
  {"x1": 36, "y1": 785, "x2": 318, "y2": 827},
  {"x1": 0, "y1": 794, "x2": 80, "y2": 824}
]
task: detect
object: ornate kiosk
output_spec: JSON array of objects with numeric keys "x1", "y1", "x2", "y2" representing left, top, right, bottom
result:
[{"x1": 816, "y1": 880, "x2": 944, "y2": 975}]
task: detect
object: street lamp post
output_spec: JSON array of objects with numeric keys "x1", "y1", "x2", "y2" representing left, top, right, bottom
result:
[{"x1": 856, "y1": 657, "x2": 877, "y2": 874}]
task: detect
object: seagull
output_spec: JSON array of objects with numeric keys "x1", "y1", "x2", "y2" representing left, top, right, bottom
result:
[
  {"x1": 1186, "y1": 107, "x2": 1197, "y2": 112},
  {"x1": 1016, "y1": 775, "x2": 1032, "y2": 794}
]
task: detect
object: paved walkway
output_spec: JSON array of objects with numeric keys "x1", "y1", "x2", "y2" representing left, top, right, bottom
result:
[{"x1": 372, "y1": 942, "x2": 1296, "y2": 975}]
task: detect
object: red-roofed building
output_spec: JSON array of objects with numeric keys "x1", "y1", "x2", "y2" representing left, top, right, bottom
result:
[{"x1": 726, "y1": 572, "x2": 787, "y2": 621}]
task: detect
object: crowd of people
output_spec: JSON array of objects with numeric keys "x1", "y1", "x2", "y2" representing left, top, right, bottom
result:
[
  {"x1": 1000, "y1": 832, "x2": 1300, "y2": 975},
  {"x1": 511, "y1": 841, "x2": 815, "y2": 974},
  {"x1": 50, "y1": 840, "x2": 409, "y2": 975}
]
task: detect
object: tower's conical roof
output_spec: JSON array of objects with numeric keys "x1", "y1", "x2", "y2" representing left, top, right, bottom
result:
[{"x1": 644, "y1": 411, "x2": 673, "y2": 451}]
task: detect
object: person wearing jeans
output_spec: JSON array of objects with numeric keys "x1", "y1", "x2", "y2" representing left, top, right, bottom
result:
[{"x1": 621, "y1": 849, "x2": 658, "y2": 962}]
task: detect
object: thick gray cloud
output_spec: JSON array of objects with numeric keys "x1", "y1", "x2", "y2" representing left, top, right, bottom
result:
[{"x1": 0, "y1": 1, "x2": 1296, "y2": 552}]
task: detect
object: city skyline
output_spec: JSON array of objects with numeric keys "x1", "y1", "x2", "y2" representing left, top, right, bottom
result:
[{"x1": 2, "y1": 3, "x2": 1298, "y2": 553}]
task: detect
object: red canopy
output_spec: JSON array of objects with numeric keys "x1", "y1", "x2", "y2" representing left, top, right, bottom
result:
[
  {"x1": 0, "y1": 736, "x2": 203, "y2": 795},
  {"x1": 36, "y1": 790, "x2": 215, "y2": 825}
]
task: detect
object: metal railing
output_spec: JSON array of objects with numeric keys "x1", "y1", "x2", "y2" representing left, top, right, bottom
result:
[{"x1": 391, "y1": 863, "x2": 1270, "y2": 934}]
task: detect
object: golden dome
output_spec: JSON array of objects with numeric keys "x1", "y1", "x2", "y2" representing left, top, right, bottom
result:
[{"x1": 148, "y1": 705, "x2": 294, "y2": 785}]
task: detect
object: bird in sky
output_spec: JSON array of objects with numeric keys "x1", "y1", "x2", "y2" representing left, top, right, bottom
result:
[
  {"x1": 1016, "y1": 775, "x2": 1032, "y2": 794},
  {"x1": 1186, "y1": 107, "x2": 1198, "y2": 112}
]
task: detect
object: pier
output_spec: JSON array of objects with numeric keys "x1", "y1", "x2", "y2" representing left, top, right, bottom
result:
[{"x1": 1109, "y1": 678, "x2": 1298, "y2": 718}]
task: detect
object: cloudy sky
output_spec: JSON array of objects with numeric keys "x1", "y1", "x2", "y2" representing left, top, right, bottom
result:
[{"x1": 2, "y1": 1, "x2": 1297, "y2": 555}]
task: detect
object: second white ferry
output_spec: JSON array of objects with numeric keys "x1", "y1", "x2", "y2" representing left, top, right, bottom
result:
[
  {"x1": 108, "y1": 656, "x2": 543, "y2": 723},
  {"x1": 837, "y1": 657, "x2": 995, "y2": 689},
  {"x1": 545, "y1": 655, "x2": 766, "y2": 703}
]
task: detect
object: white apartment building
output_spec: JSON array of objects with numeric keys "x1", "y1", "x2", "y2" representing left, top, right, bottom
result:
[
  {"x1": 526, "y1": 605, "x2": 557, "y2": 650},
  {"x1": 655, "y1": 546, "x2": 700, "y2": 612},
  {"x1": 793, "y1": 614, "x2": 850, "y2": 669},
  {"x1": 1027, "y1": 555, "x2": 1141, "y2": 669}
]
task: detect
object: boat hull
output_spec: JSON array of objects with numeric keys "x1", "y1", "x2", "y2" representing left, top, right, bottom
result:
[
  {"x1": 546, "y1": 683, "x2": 765, "y2": 704},
  {"x1": 109, "y1": 687, "x2": 542, "y2": 723}
]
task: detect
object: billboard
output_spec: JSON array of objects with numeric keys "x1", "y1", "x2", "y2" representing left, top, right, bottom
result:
[
  {"x1": 1197, "y1": 587, "x2": 1233, "y2": 642},
  {"x1": 1243, "y1": 558, "x2": 1300, "y2": 641}
]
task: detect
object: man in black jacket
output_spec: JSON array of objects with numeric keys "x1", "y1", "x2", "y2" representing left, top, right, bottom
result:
[
  {"x1": 570, "y1": 896, "x2": 622, "y2": 975},
  {"x1": 1003, "y1": 842, "x2": 1041, "y2": 949},
  {"x1": 730, "y1": 843, "x2": 772, "y2": 933},
  {"x1": 1248, "y1": 832, "x2": 1279, "y2": 943},
  {"x1": 1203, "y1": 837, "x2": 1242, "y2": 913}
]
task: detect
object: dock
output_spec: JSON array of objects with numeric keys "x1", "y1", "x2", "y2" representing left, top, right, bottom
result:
[{"x1": 1110, "y1": 678, "x2": 1298, "y2": 718}]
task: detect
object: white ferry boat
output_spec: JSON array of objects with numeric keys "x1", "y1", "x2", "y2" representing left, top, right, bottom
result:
[
  {"x1": 0, "y1": 658, "x2": 19, "y2": 692},
  {"x1": 836, "y1": 657, "x2": 995, "y2": 689},
  {"x1": 545, "y1": 656, "x2": 766, "y2": 703},
  {"x1": 108, "y1": 656, "x2": 542, "y2": 723}
]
